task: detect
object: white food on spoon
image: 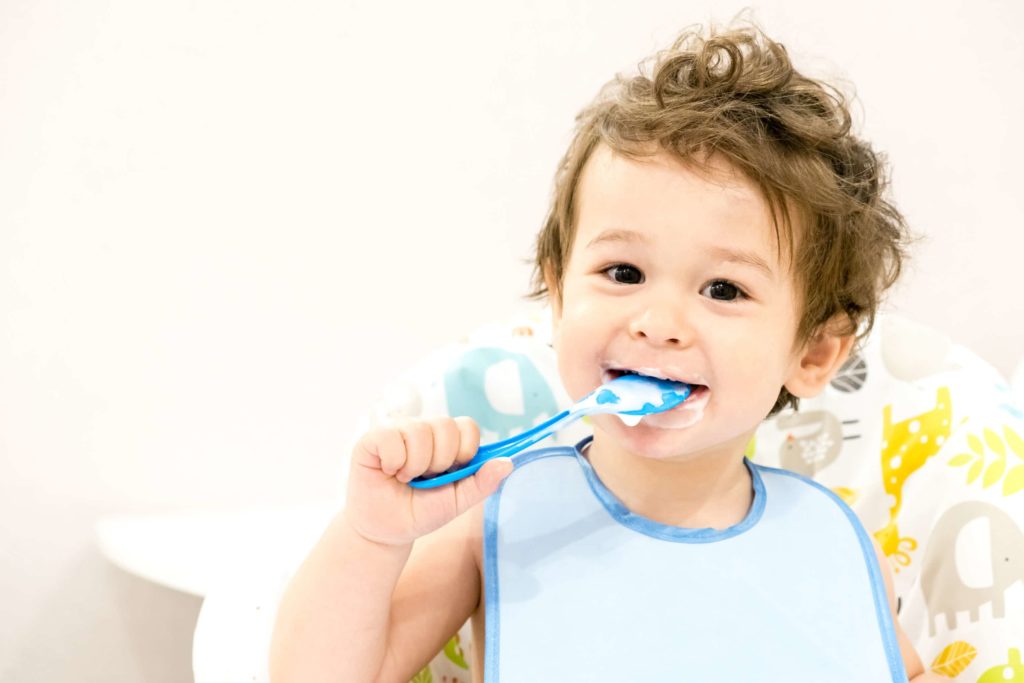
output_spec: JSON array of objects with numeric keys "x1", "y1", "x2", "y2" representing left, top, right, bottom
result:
[{"x1": 606, "y1": 368, "x2": 709, "y2": 429}]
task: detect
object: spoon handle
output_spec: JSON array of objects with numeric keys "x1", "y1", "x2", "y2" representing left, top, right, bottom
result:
[
  {"x1": 472, "y1": 408, "x2": 572, "y2": 459},
  {"x1": 469, "y1": 409, "x2": 582, "y2": 463},
  {"x1": 408, "y1": 409, "x2": 582, "y2": 489}
]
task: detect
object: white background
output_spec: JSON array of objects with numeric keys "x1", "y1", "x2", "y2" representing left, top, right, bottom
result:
[{"x1": 2, "y1": 0, "x2": 1022, "y2": 680}]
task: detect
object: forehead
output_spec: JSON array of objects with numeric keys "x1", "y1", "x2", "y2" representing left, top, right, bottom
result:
[{"x1": 573, "y1": 143, "x2": 790, "y2": 263}]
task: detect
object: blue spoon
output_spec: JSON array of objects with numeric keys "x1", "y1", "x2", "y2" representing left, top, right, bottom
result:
[{"x1": 408, "y1": 374, "x2": 691, "y2": 489}]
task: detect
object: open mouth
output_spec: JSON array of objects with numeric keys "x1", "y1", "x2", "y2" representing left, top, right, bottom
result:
[{"x1": 601, "y1": 367, "x2": 710, "y2": 406}]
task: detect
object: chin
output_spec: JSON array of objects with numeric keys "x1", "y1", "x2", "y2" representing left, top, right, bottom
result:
[{"x1": 592, "y1": 414, "x2": 708, "y2": 461}]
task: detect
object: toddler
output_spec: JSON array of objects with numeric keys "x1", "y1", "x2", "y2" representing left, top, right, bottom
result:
[{"x1": 270, "y1": 15, "x2": 941, "y2": 682}]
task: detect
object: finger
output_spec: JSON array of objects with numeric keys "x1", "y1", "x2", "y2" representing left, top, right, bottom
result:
[
  {"x1": 395, "y1": 420, "x2": 434, "y2": 483},
  {"x1": 452, "y1": 457, "x2": 514, "y2": 515},
  {"x1": 354, "y1": 427, "x2": 406, "y2": 476},
  {"x1": 426, "y1": 417, "x2": 460, "y2": 474},
  {"x1": 452, "y1": 416, "x2": 481, "y2": 465}
]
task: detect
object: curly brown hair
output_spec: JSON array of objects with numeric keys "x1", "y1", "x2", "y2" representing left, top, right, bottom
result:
[{"x1": 524, "y1": 12, "x2": 915, "y2": 416}]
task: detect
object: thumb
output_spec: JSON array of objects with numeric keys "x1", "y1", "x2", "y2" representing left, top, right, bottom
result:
[{"x1": 452, "y1": 457, "x2": 514, "y2": 514}]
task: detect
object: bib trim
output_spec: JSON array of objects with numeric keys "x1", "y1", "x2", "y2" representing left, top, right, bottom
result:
[
  {"x1": 759, "y1": 463, "x2": 907, "y2": 682},
  {"x1": 572, "y1": 434, "x2": 766, "y2": 543}
]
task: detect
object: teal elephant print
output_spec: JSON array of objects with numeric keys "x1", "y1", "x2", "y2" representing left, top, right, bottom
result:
[
  {"x1": 920, "y1": 502, "x2": 1024, "y2": 637},
  {"x1": 444, "y1": 347, "x2": 560, "y2": 440}
]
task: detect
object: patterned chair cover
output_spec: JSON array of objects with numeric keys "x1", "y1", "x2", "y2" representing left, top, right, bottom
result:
[
  {"x1": 377, "y1": 310, "x2": 1024, "y2": 682},
  {"x1": 192, "y1": 310, "x2": 1024, "y2": 682}
]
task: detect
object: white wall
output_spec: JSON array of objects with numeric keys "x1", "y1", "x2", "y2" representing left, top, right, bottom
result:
[{"x1": 2, "y1": 0, "x2": 1022, "y2": 679}]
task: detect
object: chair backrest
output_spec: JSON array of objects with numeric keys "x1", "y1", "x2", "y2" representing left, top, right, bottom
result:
[{"x1": 366, "y1": 310, "x2": 1024, "y2": 682}]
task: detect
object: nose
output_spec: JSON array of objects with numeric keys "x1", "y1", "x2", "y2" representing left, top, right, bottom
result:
[{"x1": 628, "y1": 297, "x2": 696, "y2": 347}]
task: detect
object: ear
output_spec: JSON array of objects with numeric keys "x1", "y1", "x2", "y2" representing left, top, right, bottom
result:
[{"x1": 784, "y1": 317, "x2": 857, "y2": 399}]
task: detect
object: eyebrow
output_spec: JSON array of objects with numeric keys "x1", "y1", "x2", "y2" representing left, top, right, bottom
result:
[
  {"x1": 585, "y1": 228, "x2": 775, "y2": 279},
  {"x1": 586, "y1": 228, "x2": 650, "y2": 248},
  {"x1": 705, "y1": 246, "x2": 775, "y2": 279}
]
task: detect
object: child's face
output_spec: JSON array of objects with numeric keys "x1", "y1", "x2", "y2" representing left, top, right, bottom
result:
[{"x1": 548, "y1": 143, "x2": 809, "y2": 462}]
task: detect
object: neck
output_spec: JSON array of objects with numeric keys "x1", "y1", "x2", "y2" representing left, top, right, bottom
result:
[{"x1": 582, "y1": 430, "x2": 755, "y2": 530}]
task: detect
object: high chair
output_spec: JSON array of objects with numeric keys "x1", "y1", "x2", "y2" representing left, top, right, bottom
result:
[{"x1": 193, "y1": 310, "x2": 1024, "y2": 682}]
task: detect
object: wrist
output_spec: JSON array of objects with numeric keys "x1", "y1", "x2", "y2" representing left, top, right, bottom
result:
[{"x1": 338, "y1": 508, "x2": 415, "y2": 554}]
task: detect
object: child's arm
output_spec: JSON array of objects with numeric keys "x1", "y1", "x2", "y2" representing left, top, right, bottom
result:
[
  {"x1": 268, "y1": 417, "x2": 513, "y2": 683},
  {"x1": 871, "y1": 538, "x2": 944, "y2": 682}
]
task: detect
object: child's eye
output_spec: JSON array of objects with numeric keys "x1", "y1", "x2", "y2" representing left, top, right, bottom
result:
[
  {"x1": 601, "y1": 263, "x2": 644, "y2": 285},
  {"x1": 700, "y1": 280, "x2": 748, "y2": 302}
]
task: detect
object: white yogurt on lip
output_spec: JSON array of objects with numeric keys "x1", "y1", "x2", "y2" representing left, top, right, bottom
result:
[
  {"x1": 616, "y1": 413, "x2": 644, "y2": 427},
  {"x1": 642, "y1": 406, "x2": 705, "y2": 429},
  {"x1": 616, "y1": 387, "x2": 710, "y2": 429}
]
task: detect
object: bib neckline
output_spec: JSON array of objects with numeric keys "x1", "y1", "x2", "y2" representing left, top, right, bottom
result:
[{"x1": 572, "y1": 434, "x2": 766, "y2": 543}]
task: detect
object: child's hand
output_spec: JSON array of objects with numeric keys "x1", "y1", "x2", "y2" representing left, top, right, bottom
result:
[{"x1": 344, "y1": 416, "x2": 514, "y2": 547}]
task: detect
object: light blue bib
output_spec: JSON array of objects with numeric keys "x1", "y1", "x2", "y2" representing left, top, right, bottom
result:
[{"x1": 483, "y1": 436, "x2": 907, "y2": 682}]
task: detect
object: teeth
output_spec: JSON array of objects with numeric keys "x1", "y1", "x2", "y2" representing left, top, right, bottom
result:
[
  {"x1": 633, "y1": 368, "x2": 671, "y2": 381},
  {"x1": 602, "y1": 364, "x2": 705, "y2": 386},
  {"x1": 621, "y1": 368, "x2": 675, "y2": 382}
]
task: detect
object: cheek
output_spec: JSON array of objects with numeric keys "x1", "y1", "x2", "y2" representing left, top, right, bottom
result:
[
  {"x1": 713, "y1": 335, "x2": 789, "y2": 389},
  {"x1": 558, "y1": 298, "x2": 607, "y2": 339}
]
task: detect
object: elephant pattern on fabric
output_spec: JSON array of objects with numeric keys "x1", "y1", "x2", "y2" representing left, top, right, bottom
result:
[
  {"x1": 920, "y1": 502, "x2": 1024, "y2": 637},
  {"x1": 443, "y1": 347, "x2": 560, "y2": 442}
]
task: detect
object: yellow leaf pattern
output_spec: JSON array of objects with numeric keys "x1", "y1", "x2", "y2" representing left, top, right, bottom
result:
[
  {"x1": 984, "y1": 427, "x2": 1005, "y2": 457},
  {"x1": 983, "y1": 458, "x2": 1007, "y2": 488},
  {"x1": 1005, "y1": 464, "x2": 1024, "y2": 496},
  {"x1": 947, "y1": 423, "x2": 1024, "y2": 496},
  {"x1": 929, "y1": 640, "x2": 977, "y2": 678},
  {"x1": 1007, "y1": 425, "x2": 1024, "y2": 459},
  {"x1": 967, "y1": 458, "x2": 984, "y2": 484}
]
